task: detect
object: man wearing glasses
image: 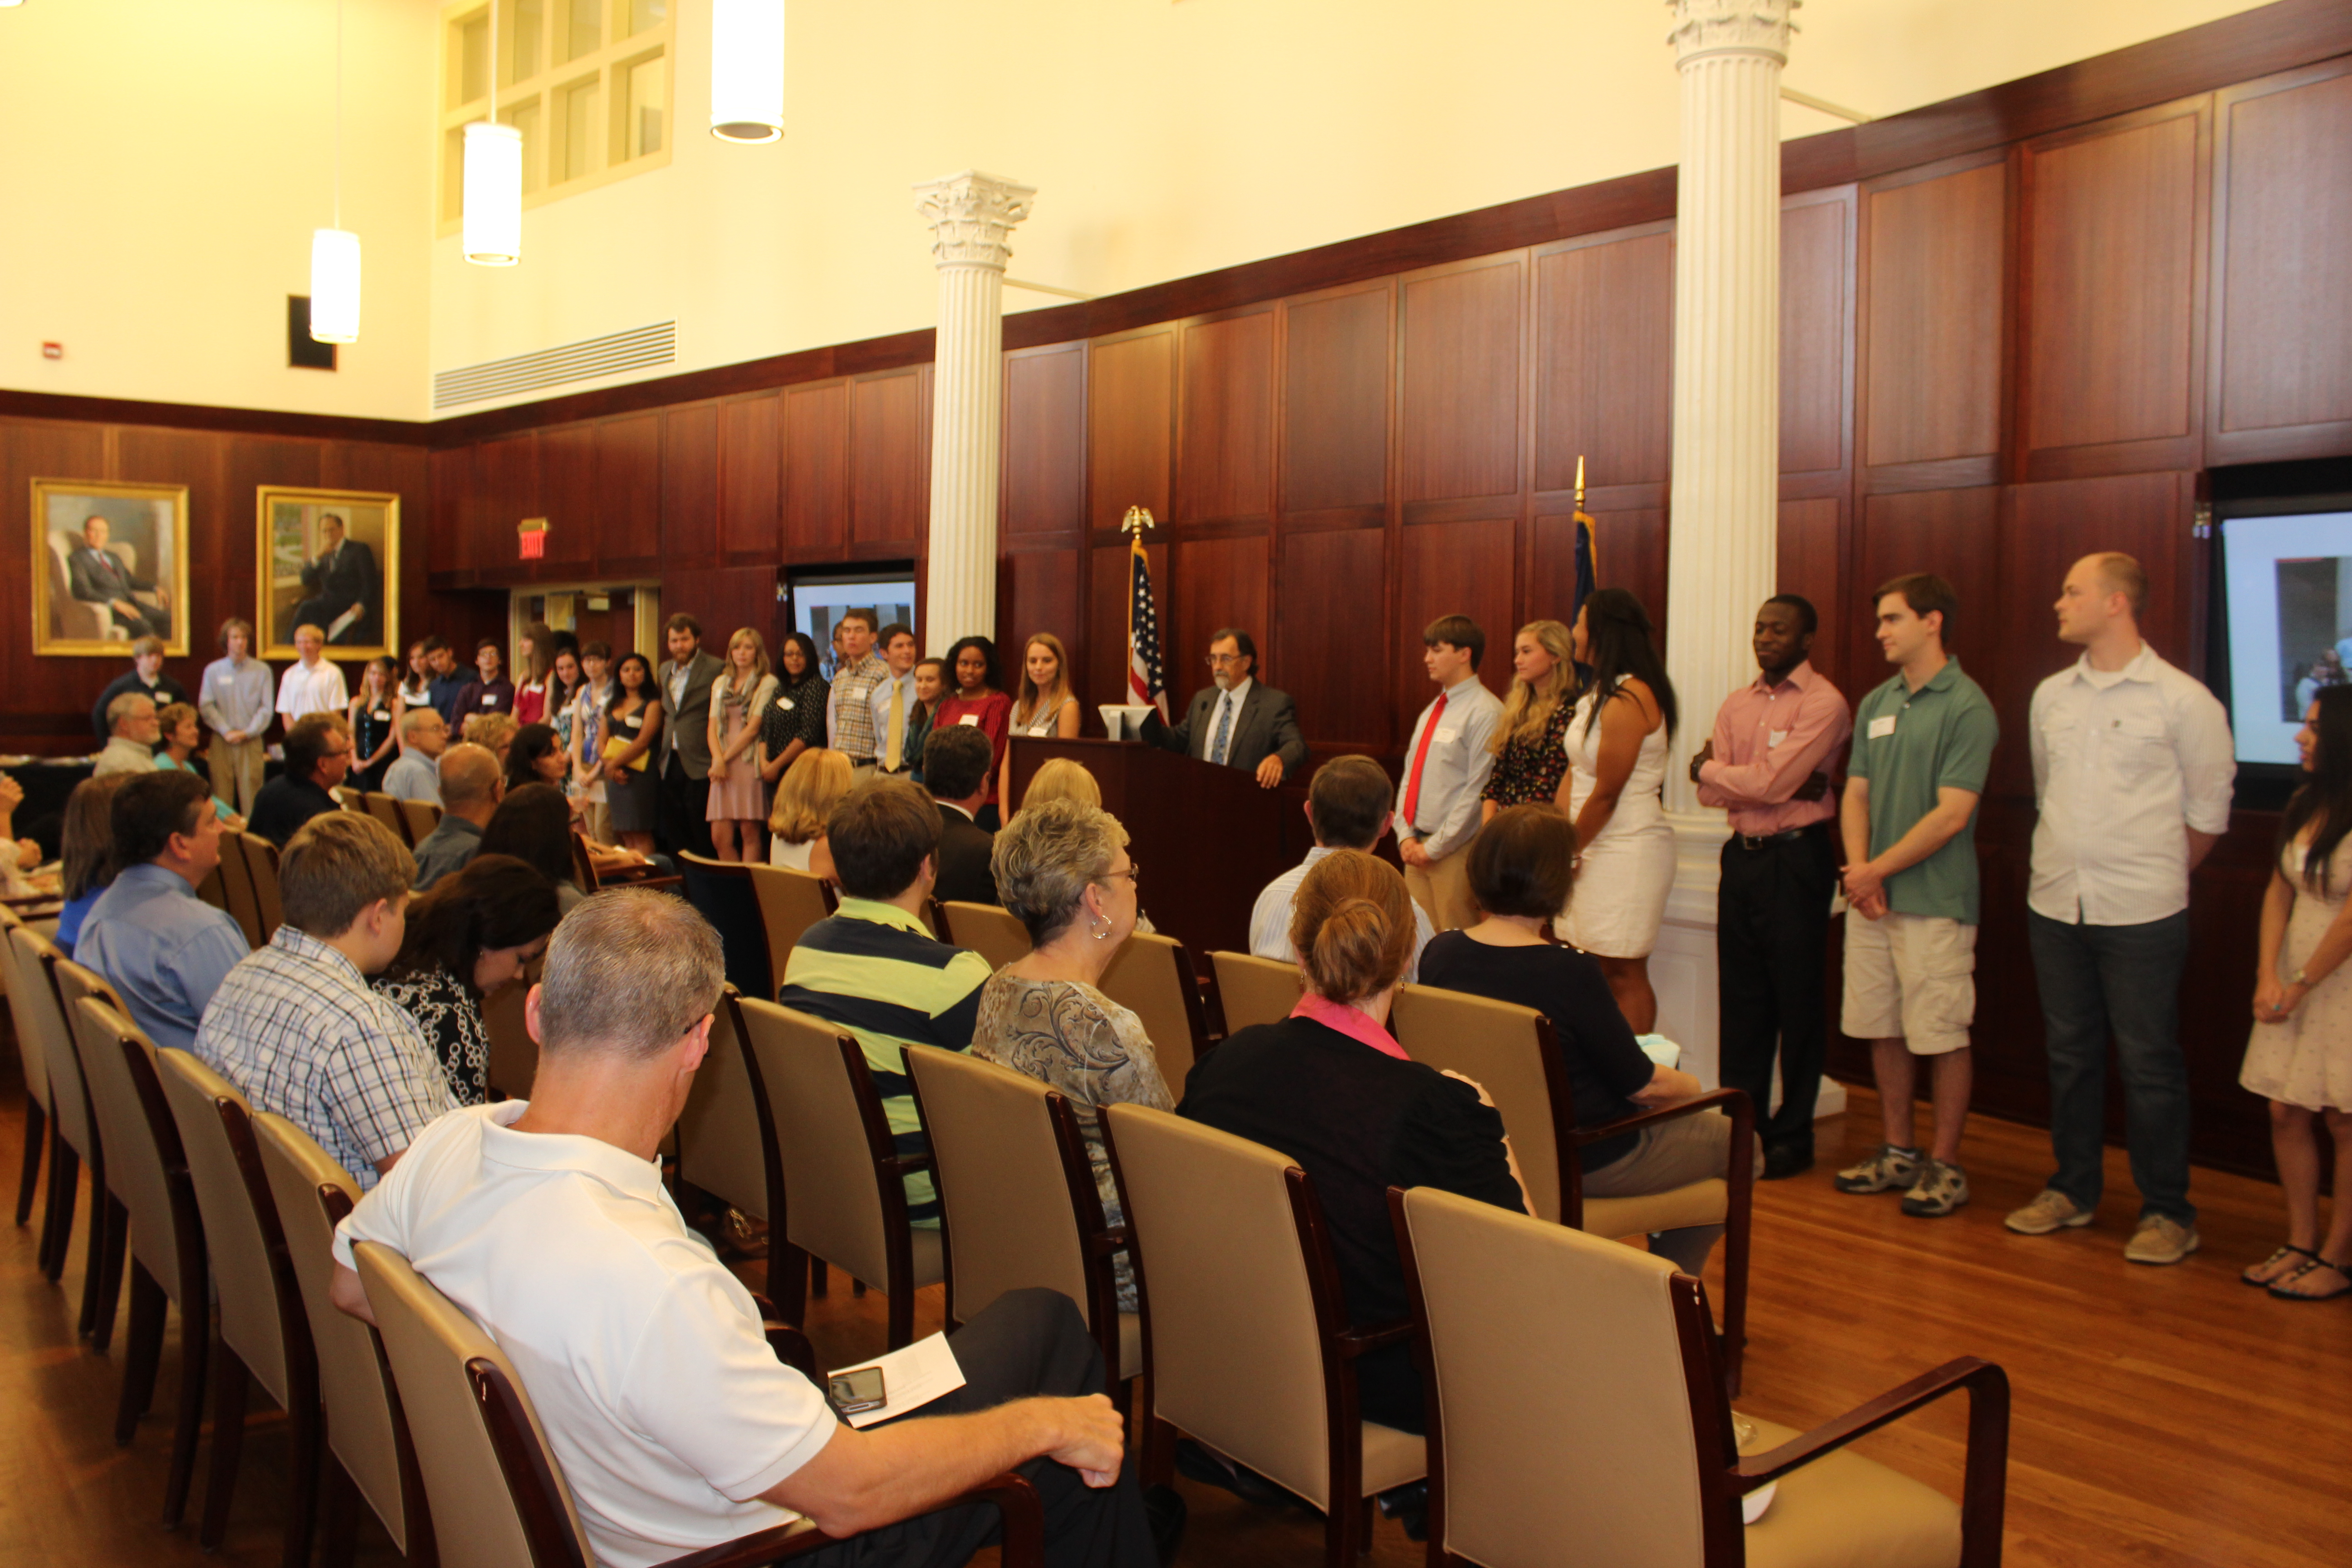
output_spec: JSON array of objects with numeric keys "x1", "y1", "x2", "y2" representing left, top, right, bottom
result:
[
  {"x1": 248, "y1": 712, "x2": 356, "y2": 847},
  {"x1": 1144, "y1": 628, "x2": 1307, "y2": 789}
]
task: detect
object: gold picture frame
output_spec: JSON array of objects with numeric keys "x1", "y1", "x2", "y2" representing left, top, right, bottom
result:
[
  {"x1": 256, "y1": 486, "x2": 401, "y2": 662},
  {"x1": 31, "y1": 477, "x2": 193, "y2": 657}
]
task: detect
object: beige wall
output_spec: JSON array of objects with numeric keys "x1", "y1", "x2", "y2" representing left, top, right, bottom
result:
[{"x1": 0, "y1": 0, "x2": 2276, "y2": 422}]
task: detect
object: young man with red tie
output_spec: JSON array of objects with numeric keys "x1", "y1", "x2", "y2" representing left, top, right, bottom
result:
[{"x1": 1396, "y1": 616, "x2": 1504, "y2": 933}]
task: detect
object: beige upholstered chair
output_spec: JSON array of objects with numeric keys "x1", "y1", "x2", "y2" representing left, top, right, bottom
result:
[
  {"x1": 1210, "y1": 948, "x2": 1304, "y2": 1034},
  {"x1": 332, "y1": 786, "x2": 365, "y2": 812},
  {"x1": 235, "y1": 832, "x2": 284, "y2": 942},
  {"x1": 0, "y1": 906, "x2": 58, "y2": 1240},
  {"x1": 254, "y1": 1111, "x2": 432, "y2": 1564},
  {"x1": 155, "y1": 1048, "x2": 321, "y2": 1560},
  {"x1": 1388, "y1": 981, "x2": 1759, "y2": 1392},
  {"x1": 358, "y1": 791, "x2": 407, "y2": 843},
  {"x1": 353, "y1": 1240, "x2": 1047, "y2": 1568},
  {"x1": 938, "y1": 900, "x2": 1029, "y2": 971},
  {"x1": 68, "y1": 995, "x2": 211, "y2": 1529},
  {"x1": 677, "y1": 990, "x2": 770, "y2": 1226},
  {"x1": 1103, "y1": 1102, "x2": 1425, "y2": 1567},
  {"x1": 1098, "y1": 932, "x2": 1211, "y2": 1092},
  {"x1": 211, "y1": 829, "x2": 265, "y2": 949},
  {"x1": 734, "y1": 996, "x2": 942, "y2": 1348},
  {"x1": 44, "y1": 530, "x2": 153, "y2": 642},
  {"x1": 52, "y1": 957, "x2": 131, "y2": 1348},
  {"x1": 903, "y1": 1045, "x2": 1140, "y2": 1388},
  {"x1": 1390, "y1": 1185, "x2": 2010, "y2": 1568},
  {"x1": 7, "y1": 926, "x2": 105, "y2": 1322},
  {"x1": 397, "y1": 797, "x2": 442, "y2": 848},
  {"x1": 745, "y1": 862, "x2": 836, "y2": 980}
]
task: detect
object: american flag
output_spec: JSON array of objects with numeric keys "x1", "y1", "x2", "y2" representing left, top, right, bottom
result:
[
  {"x1": 1127, "y1": 535, "x2": 1170, "y2": 720},
  {"x1": 1570, "y1": 507, "x2": 1598, "y2": 623}
]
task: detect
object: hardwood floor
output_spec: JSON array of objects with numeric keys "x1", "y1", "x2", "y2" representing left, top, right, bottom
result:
[{"x1": 3, "y1": 1064, "x2": 2344, "y2": 1567}]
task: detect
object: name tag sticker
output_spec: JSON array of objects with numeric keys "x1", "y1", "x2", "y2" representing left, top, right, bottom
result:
[
  {"x1": 1868, "y1": 715, "x2": 1897, "y2": 740},
  {"x1": 776, "y1": 696, "x2": 794, "y2": 711},
  {"x1": 958, "y1": 714, "x2": 981, "y2": 726},
  {"x1": 1768, "y1": 728, "x2": 1789, "y2": 749},
  {"x1": 482, "y1": 695, "x2": 498, "y2": 706},
  {"x1": 1434, "y1": 726, "x2": 1460, "y2": 745}
]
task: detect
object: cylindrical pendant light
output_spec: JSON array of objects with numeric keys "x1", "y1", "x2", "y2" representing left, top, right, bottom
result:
[
  {"x1": 710, "y1": 0, "x2": 785, "y2": 142},
  {"x1": 309, "y1": 229, "x2": 363, "y2": 342},
  {"x1": 464, "y1": 0, "x2": 522, "y2": 264}
]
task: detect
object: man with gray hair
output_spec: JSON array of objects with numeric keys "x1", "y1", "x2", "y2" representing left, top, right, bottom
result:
[
  {"x1": 408, "y1": 742, "x2": 503, "y2": 890},
  {"x1": 93, "y1": 692, "x2": 166, "y2": 777},
  {"x1": 328, "y1": 889, "x2": 1171, "y2": 1568},
  {"x1": 383, "y1": 706, "x2": 449, "y2": 804}
]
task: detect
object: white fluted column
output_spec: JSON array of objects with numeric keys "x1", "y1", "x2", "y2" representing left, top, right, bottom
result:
[{"x1": 915, "y1": 171, "x2": 1034, "y2": 654}]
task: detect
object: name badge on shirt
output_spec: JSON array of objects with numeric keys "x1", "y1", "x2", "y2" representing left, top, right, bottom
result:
[
  {"x1": 217, "y1": 674, "x2": 236, "y2": 686},
  {"x1": 1434, "y1": 726, "x2": 1460, "y2": 745},
  {"x1": 1768, "y1": 728, "x2": 1789, "y2": 749},
  {"x1": 482, "y1": 695, "x2": 499, "y2": 706},
  {"x1": 1868, "y1": 714, "x2": 1896, "y2": 740},
  {"x1": 775, "y1": 696, "x2": 794, "y2": 711},
  {"x1": 958, "y1": 714, "x2": 980, "y2": 726}
]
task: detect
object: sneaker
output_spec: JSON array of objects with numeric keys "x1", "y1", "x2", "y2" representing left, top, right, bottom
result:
[
  {"x1": 2004, "y1": 1188, "x2": 2093, "y2": 1235},
  {"x1": 2124, "y1": 1214, "x2": 2200, "y2": 1266},
  {"x1": 1899, "y1": 1159, "x2": 1970, "y2": 1217},
  {"x1": 1833, "y1": 1144, "x2": 1921, "y2": 1194}
]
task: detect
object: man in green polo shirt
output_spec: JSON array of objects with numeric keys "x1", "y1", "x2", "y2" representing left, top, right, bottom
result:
[{"x1": 1834, "y1": 573, "x2": 1999, "y2": 1217}]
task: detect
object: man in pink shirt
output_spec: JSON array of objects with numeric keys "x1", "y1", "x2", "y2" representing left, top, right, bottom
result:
[{"x1": 1691, "y1": 595, "x2": 1853, "y2": 1179}]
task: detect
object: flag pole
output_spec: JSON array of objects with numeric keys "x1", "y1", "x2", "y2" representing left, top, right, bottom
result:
[{"x1": 1123, "y1": 505, "x2": 1154, "y2": 706}]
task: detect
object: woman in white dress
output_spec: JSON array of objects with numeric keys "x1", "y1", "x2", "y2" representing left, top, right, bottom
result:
[
  {"x1": 1000, "y1": 632, "x2": 1083, "y2": 809},
  {"x1": 2241, "y1": 689, "x2": 2352, "y2": 1300},
  {"x1": 1555, "y1": 588, "x2": 1678, "y2": 1034}
]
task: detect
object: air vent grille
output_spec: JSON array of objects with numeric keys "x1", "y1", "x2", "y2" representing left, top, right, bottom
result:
[{"x1": 433, "y1": 321, "x2": 676, "y2": 409}]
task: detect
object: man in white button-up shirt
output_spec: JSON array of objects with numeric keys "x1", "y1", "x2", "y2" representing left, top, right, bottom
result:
[{"x1": 2009, "y1": 553, "x2": 2234, "y2": 1266}]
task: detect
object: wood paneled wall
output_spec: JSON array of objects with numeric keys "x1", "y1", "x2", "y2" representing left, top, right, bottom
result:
[{"x1": 9, "y1": 20, "x2": 2352, "y2": 1174}]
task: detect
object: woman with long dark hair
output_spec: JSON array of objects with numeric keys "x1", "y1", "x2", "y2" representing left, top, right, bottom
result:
[
  {"x1": 601, "y1": 652, "x2": 664, "y2": 855},
  {"x1": 1555, "y1": 587, "x2": 1678, "y2": 1032},
  {"x1": 758, "y1": 631, "x2": 830, "y2": 788},
  {"x1": 370, "y1": 853, "x2": 561, "y2": 1105},
  {"x1": 935, "y1": 634, "x2": 1013, "y2": 828},
  {"x1": 2241, "y1": 686, "x2": 2352, "y2": 1299}
]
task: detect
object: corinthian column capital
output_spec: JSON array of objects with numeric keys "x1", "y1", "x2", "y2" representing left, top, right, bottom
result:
[
  {"x1": 913, "y1": 170, "x2": 1037, "y2": 271},
  {"x1": 1667, "y1": 0, "x2": 1798, "y2": 68}
]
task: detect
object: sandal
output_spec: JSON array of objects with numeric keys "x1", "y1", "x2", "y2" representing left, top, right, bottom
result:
[
  {"x1": 2267, "y1": 1256, "x2": 2352, "y2": 1302},
  {"x1": 2242, "y1": 1243, "x2": 2318, "y2": 1287}
]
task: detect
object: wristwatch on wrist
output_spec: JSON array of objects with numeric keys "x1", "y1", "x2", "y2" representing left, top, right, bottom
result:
[{"x1": 2292, "y1": 967, "x2": 2310, "y2": 987}]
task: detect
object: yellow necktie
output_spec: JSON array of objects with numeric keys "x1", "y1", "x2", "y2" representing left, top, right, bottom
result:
[{"x1": 885, "y1": 678, "x2": 904, "y2": 771}]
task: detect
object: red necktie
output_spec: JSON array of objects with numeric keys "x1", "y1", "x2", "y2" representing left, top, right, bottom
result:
[{"x1": 1401, "y1": 692, "x2": 1447, "y2": 829}]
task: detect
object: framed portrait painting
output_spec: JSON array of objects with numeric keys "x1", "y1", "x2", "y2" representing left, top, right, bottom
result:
[
  {"x1": 30, "y1": 477, "x2": 193, "y2": 656},
  {"x1": 256, "y1": 486, "x2": 400, "y2": 662}
]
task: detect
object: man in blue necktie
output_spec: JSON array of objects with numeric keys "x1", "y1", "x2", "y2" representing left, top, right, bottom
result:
[{"x1": 1144, "y1": 628, "x2": 1307, "y2": 789}]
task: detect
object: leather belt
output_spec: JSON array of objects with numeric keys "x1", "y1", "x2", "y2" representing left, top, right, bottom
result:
[{"x1": 1736, "y1": 822, "x2": 1829, "y2": 851}]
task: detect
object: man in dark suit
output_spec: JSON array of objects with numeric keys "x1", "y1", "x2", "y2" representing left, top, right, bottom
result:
[
  {"x1": 290, "y1": 514, "x2": 381, "y2": 646},
  {"x1": 655, "y1": 613, "x2": 725, "y2": 859},
  {"x1": 1144, "y1": 627, "x2": 1308, "y2": 789},
  {"x1": 923, "y1": 725, "x2": 999, "y2": 906},
  {"x1": 67, "y1": 514, "x2": 172, "y2": 639}
]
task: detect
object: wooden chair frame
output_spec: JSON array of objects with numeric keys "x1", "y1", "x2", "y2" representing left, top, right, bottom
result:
[
  {"x1": 571, "y1": 829, "x2": 682, "y2": 893},
  {"x1": 1102, "y1": 1112, "x2": 1410, "y2": 1568},
  {"x1": 736, "y1": 1003, "x2": 934, "y2": 1349},
  {"x1": 237, "y1": 833, "x2": 284, "y2": 943},
  {"x1": 1389, "y1": 1186, "x2": 2010, "y2": 1568}
]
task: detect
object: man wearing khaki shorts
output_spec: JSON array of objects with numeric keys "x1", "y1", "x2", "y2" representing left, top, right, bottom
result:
[{"x1": 1835, "y1": 573, "x2": 1999, "y2": 1217}]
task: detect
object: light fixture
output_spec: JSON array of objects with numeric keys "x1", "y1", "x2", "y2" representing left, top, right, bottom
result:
[
  {"x1": 710, "y1": 0, "x2": 785, "y2": 142},
  {"x1": 463, "y1": 0, "x2": 522, "y2": 264},
  {"x1": 309, "y1": 0, "x2": 361, "y2": 342}
]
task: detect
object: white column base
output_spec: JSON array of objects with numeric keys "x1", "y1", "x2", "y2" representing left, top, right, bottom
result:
[{"x1": 1653, "y1": 812, "x2": 1847, "y2": 1120}]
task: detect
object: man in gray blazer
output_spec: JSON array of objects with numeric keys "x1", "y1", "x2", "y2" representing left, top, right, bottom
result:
[
  {"x1": 1145, "y1": 627, "x2": 1308, "y2": 789},
  {"x1": 655, "y1": 613, "x2": 726, "y2": 858}
]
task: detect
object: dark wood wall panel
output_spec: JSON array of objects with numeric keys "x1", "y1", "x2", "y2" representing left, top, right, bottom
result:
[
  {"x1": 1399, "y1": 260, "x2": 1524, "y2": 504},
  {"x1": 1003, "y1": 347, "x2": 1086, "y2": 539},
  {"x1": 1171, "y1": 535, "x2": 1270, "y2": 690},
  {"x1": 1781, "y1": 190, "x2": 1854, "y2": 479},
  {"x1": 2210, "y1": 59, "x2": 2352, "y2": 461},
  {"x1": 663, "y1": 402, "x2": 720, "y2": 566},
  {"x1": 535, "y1": 423, "x2": 599, "y2": 571},
  {"x1": 1179, "y1": 313, "x2": 1274, "y2": 524},
  {"x1": 1283, "y1": 285, "x2": 1390, "y2": 515},
  {"x1": 2020, "y1": 104, "x2": 2208, "y2": 474},
  {"x1": 1088, "y1": 333, "x2": 1174, "y2": 533},
  {"x1": 717, "y1": 393, "x2": 779, "y2": 561},
  {"x1": 849, "y1": 370, "x2": 928, "y2": 552},
  {"x1": 1396, "y1": 519, "x2": 1515, "y2": 735},
  {"x1": 427, "y1": 446, "x2": 472, "y2": 577},
  {"x1": 783, "y1": 382, "x2": 848, "y2": 558},
  {"x1": 1275, "y1": 528, "x2": 1389, "y2": 750},
  {"x1": 475, "y1": 435, "x2": 539, "y2": 576},
  {"x1": 596, "y1": 414, "x2": 664, "y2": 573},
  {"x1": 1852, "y1": 486, "x2": 2000, "y2": 701},
  {"x1": 1862, "y1": 159, "x2": 2006, "y2": 471},
  {"x1": 1001, "y1": 549, "x2": 1081, "y2": 674},
  {"x1": 1534, "y1": 506, "x2": 1666, "y2": 641},
  {"x1": 661, "y1": 565, "x2": 780, "y2": 657},
  {"x1": 1775, "y1": 496, "x2": 1847, "y2": 693},
  {"x1": 1535, "y1": 227, "x2": 1674, "y2": 492}
]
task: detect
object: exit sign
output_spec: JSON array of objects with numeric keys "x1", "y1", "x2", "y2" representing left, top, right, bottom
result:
[{"x1": 518, "y1": 518, "x2": 548, "y2": 560}]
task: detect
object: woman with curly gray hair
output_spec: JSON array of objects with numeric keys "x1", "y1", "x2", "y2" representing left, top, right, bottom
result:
[{"x1": 972, "y1": 798, "x2": 1172, "y2": 1310}]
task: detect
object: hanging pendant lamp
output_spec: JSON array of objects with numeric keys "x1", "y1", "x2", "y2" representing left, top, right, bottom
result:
[
  {"x1": 710, "y1": 0, "x2": 786, "y2": 142},
  {"x1": 309, "y1": 0, "x2": 362, "y2": 342},
  {"x1": 464, "y1": 0, "x2": 522, "y2": 265}
]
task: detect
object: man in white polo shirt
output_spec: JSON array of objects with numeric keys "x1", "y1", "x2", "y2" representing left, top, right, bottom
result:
[
  {"x1": 2007, "y1": 552, "x2": 2234, "y2": 1265},
  {"x1": 328, "y1": 888, "x2": 1171, "y2": 1568},
  {"x1": 276, "y1": 622, "x2": 349, "y2": 729}
]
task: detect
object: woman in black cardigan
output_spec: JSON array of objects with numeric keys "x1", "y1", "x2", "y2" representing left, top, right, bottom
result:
[{"x1": 1178, "y1": 848, "x2": 1526, "y2": 1437}]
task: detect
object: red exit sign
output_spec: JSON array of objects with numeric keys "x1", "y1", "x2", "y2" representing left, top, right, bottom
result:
[{"x1": 518, "y1": 518, "x2": 548, "y2": 560}]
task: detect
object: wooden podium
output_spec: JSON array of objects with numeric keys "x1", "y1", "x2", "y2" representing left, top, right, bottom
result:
[{"x1": 1006, "y1": 736, "x2": 1292, "y2": 960}]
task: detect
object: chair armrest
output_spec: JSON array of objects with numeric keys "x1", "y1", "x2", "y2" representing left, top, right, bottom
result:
[
  {"x1": 1733, "y1": 1356, "x2": 2009, "y2": 1489},
  {"x1": 878, "y1": 1153, "x2": 934, "y2": 1177},
  {"x1": 1569, "y1": 1086, "x2": 1754, "y2": 1148},
  {"x1": 654, "y1": 1519, "x2": 833, "y2": 1568},
  {"x1": 1334, "y1": 1318, "x2": 1412, "y2": 1358},
  {"x1": 1086, "y1": 1225, "x2": 1131, "y2": 1257}
]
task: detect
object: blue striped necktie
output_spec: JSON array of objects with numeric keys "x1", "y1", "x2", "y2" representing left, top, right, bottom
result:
[{"x1": 1211, "y1": 692, "x2": 1235, "y2": 765}]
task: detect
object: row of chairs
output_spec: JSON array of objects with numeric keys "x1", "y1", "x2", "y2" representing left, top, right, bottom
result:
[
  {"x1": 333, "y1": 787, "x2": 441, "y2": 851},
  {"x1": 198, "y1": 829, "x2": 286, "y2": 951}
]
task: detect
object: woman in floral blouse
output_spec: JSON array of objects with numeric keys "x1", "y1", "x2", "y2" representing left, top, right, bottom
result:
[
  {"x1": 370, "y1": 854, "x2": 562, "y2": 1105},
  {"x1": 1480, "y1": 618, "x2": 1579, "y2": 819}
]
